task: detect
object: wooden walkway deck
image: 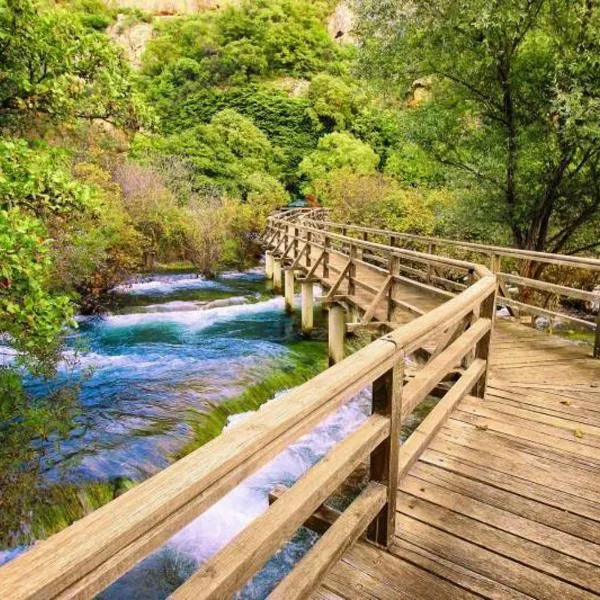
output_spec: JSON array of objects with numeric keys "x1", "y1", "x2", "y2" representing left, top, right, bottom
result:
[{"x1": 314, "y1": 320, "x2": 600, "y2": 600}]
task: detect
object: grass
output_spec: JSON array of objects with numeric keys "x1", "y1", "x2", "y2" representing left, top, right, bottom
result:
[{"x1": 178, "y1": 340, "x2": 328, "y2": 456}]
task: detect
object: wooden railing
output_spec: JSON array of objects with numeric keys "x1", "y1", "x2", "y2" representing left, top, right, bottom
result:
[
  {"x1": 297, "y1": 216, "x2": 600, "y2": 357},
  {"x1": 0, "y1": 212, "x2": 497, "y2": 600}
]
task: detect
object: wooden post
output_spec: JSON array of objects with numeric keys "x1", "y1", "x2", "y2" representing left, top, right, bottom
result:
[
  {"x1": 348, "y1": 245, "x2": 357, "y2": 297},
  {"x1": 427, "y1": 243, "x2": 435, "y2": 283},
  {"x1": 273, "y1": 258, "x2": 282, "y2": 291},
  {"x1": 284, "y1": 269, "x2": 295, "y2": 313},
  {"x1": 328, "y1": 304, "x2": 346, "y2": 366},
  {"x1": 387, "y1": 255, "x2": 400, "y2": 322},
  {"x1": 265, "y1": 252, "x2": 274, "y2": 279},
  {"x1": 323, "y1": 237, "x2": 330, "y2": 279},
  {"x1": 474, "y1": 287, "x2": 496, "y2": 397},
  {"x1": 301, "y1": 281, "x2": 314, "y2": 335},
  {"x1": 367, "y1": 355, "x2": 403, "y2": 548},
  {"x1": 594, "y1": 308, "x2": 600, "y2": 359},
  {"x1": 306, "y1": 231, "x2": 312, "y2": 268}
]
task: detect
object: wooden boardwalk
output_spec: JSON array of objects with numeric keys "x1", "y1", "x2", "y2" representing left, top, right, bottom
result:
[
  {"x1": 2, "y1": 209, "x2": 599, "y2": 600},
  {"x1": 314, "y1": 320, "x2": 600, "y2": 600}
]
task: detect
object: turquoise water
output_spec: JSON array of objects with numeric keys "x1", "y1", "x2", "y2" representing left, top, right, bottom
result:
[{"x1": 1, "y1": 269, "x2": 372, "y2": 598}]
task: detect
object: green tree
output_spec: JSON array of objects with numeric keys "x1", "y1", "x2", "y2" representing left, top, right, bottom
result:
[
  {"x1": 136, "y1": 109, "x2": 283, "y2": 197},
  {"x1": 298, "y1": 132, "x2": 379, "y2": 191},
  {"x1": 358, "y1": 0, "x2": 600, "y2": 258},
  {"x1": 0, "y1": 0, "x2": 143, "y2": 131}
]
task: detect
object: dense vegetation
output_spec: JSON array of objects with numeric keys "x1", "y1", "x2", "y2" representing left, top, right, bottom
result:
[{"x1": 1, "y1": 0, "x2": 599, "y2": 548}]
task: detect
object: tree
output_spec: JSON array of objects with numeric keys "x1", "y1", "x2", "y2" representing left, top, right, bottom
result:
[
  {"x1": 358, "y1": 0, "x2": 600, "y2": 258},
  {"x1": 0, "y1": 0, "x2": 144, "y2": 131},
  {"x1": 298, "y1": 132, "x2": 379, "y2": 192}
]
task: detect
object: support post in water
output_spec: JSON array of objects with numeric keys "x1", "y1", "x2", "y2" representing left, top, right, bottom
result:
[
  {"x1": 273, "y1": 258, "x2": 282, "y2": 291},
  {"x1": 265, "y1": 251, "x2": 274, "y2": 279},
  {"x1": 367, "y1": 354, "x2": 403, "y2": 548},
  {"x1": 301, "y1": 280, "x2": 313, "y2": 335},
  {"x1": 328, "y1": 303, "x2": 346, "y2": 366},
  {"x1": 284, "y1": 269, "x2": 295, "y2": 313}
]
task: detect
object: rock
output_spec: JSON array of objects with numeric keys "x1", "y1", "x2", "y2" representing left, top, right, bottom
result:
[
  {"x1": 327, "y1": 1, "x2": 356, "y2": 45},
  {"x1": 534, "y1": 316, "x2": 551, "y2": 329}
]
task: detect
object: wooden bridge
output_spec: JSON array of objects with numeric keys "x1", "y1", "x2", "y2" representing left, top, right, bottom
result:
[{"x1": 2, "y1": 209, "x2": 600, "y2": 599}]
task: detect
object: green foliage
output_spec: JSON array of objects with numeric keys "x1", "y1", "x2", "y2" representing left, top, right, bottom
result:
[
  {"x1": 0, "y1": 140, "x2": 90, "y2": 216},
  {"x1": 136, "y1": 109, "x2": 283, "y2": 197},
  {"x1": 298, "y1": 132, "x2": 379, "y2": 191},
  {"x1": 311, "y1": 168, "x2": 453, "y2": 235},
  {"x1": 142, "y1": 0, "x2": 340, "y2": 83},
  {"x1": 0, "y1": 0, "x2": 144, "y2": 131},
  {"x1": 0, "y1": 209, "x2": 74, "y2": 372},
  {"x1": 306, "y1": 74, "x2": 365, "y2": 132},
  {"x1": 358, "y1": 0, "x2": 600, "y2": 253}
]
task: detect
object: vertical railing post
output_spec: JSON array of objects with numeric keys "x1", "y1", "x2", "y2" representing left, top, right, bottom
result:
[
  {"x1": 594, "y1": 305, "x2": 600, "y2": 359},
  {"x1": 388, "y1": 255, "x2": 400, "y2": 323},
  {"x1": 427, "y1": 243, "x2": 435, "y2": 283},
  {"x1": 348, "y1": 245, "x2": 357, "y2": 298},
  {"x1": 323, "y1": 237, "x2": 330, "y2": 279},
  {"x1": 367, "y1": 352, "x2": 403, "y2": 548},
  {"x1": 306, "y1": 230, "x2": 312, "y2": 268},
  {"x1": 474, "y1": 284, "x2": 497, "y2": 397}
]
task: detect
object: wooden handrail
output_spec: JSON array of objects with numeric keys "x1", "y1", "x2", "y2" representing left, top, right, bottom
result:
[
  {"x1": 280, "y1": 213, "x2": 599, "y2": 353},
  {"x1": 1, "y1": 209, "x2": 498, "y2": 599},
  {"x1": 305, "y1": 218, "x2": 600, "y2": 270}
]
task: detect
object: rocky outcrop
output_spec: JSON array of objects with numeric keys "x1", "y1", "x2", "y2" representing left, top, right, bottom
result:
[
  {"x1": 327, "y1": 1, "x2": 356, "y2": 45},
  {"x1": 109, "y1": 0, "x2": 239, "y2": 14}
]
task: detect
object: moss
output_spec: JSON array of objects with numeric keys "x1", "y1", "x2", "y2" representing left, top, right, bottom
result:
[{"x1": 557, "y1": 328, "x2": 596, "y2": 346}]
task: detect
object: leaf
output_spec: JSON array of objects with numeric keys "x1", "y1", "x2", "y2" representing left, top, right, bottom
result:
[
  {"x1": 560, "y1": 399, "x2": 572, "y2": 406},
  {"x1": 475, "y1": 423, "x2": 488, "y2": 431},
  {"x1": 574, "y1": 429, "x2": 584, "y2": 439}
]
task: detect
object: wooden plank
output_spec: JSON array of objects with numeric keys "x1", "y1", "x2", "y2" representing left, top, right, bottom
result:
[
  {"x1": 170, "y1": 415, "x2": 390, "y2": 600},
  {"x1": 442, "y1": 418, "x2": 600, "y2": 475},
  {"x1": 322, "y1": 542, "x2": 482, "y2": 600},
  {"x1": 396, "y1": 492, "x2": 600, "y2": 593},
  {"x1": 389, "y1": 538, "x2": 533, "y2": 600},
  {"x1": 394, "y1": 512, "x2": 597, "y2": 600},
  {"x1": 361, "y1": 276, "x2": 393, "y2": 324},
  {"x1": 499, "y1": 272, "x2": 597, "y2": 302},
  {"x1": 424, "y1": 439, "x2": 600, "y2": 518},
  {"x1": 268, "y1": 482, "x2": 387, "y2": 600},
  {"x1": 399, "y1": 475, "x2": 600, "y2": 566},
  {"x1": 409, "y1": 461, "x2": 600, "y2": 545}
]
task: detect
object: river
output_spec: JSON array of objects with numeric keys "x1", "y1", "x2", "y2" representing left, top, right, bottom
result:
[{"x1": 0, "y1": 268, "x2": 376, "y2": 598}]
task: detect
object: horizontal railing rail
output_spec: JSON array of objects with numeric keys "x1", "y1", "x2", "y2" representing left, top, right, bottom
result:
[{"x1": 0, "y1": 209, "x2": 497, "y2": 599}]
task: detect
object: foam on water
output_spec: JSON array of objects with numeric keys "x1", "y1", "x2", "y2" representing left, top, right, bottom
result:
[
  {"x1": 101, "y1": 297, "x2": 284, "y2": 330},
  {"x1": 111, "y1": 274, "x2": 228, "y2": 296}
]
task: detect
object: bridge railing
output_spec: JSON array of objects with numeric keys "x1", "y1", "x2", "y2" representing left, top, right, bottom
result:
[
  {"x1": 299, "y1": 217, "x2": 600, "y2": 357},
  {"x1": 0, "y1": 213, "x2": 496, "y2": 600}
]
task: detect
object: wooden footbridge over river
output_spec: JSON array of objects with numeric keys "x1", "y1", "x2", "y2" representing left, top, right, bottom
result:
[{"x1": 2, "y1": 209, "x2": 600, "y2": 599}]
